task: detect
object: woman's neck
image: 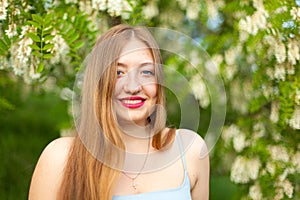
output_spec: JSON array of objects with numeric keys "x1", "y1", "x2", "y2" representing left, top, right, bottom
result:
[{"x1": 118, "y1": 120, "x2": 152, "y2": 153}]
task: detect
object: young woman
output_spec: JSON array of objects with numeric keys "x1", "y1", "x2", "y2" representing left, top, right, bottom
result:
[{"x1": 29, "y1": 24, "x2": 209, "y2": 200}]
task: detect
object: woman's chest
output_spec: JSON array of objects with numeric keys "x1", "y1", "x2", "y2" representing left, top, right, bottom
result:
[{"x1": 113, "y1": 158, "x2": 187, "y2": 196}]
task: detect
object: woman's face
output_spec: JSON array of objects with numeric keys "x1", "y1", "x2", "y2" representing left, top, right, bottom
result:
[{"x1": 113, "y1": 39, "x2": 158, "y2": 127}]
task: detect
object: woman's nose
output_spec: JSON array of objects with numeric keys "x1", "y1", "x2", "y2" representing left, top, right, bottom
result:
[{"x1": 123, "y1": 71, "x2": 141, "y2": 94}]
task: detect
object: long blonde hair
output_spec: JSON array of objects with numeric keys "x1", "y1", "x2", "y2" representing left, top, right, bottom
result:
[{"x1": 58, "y1": 24, "x2": 175, "y2": 200}]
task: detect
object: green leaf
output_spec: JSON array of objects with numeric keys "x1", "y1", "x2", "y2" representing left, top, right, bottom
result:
[
  {"x1": 44, "y1": 13, "x2": 53, "y2": 27},
  {"x1": 67, "y1": 52, "x2": 81, "y2": 60},
  {"x1": 43, "y1": 27, "x2": 53, "y2": 35},
  {"x1": 0, "y1": 97, "x2": 15, "y2": 111},
  {"x1": 68, "y1": 33, "x2": 79, "y2": 43},
  {"x1": 65, "y1": 28, "x2": 76, "y2": 38},
  {"x1": 27, "y1": 20, "x2": 42, "y2": 29},
  {"x1": 43, "y1": 35, "x2": 55, "y2": 42},
  {"x1": 26, "y1": 33, "x2": 40, "y2": 42},
  {"x1": 37, "y1": 62, "x2": 44, "y2": 73},
  {"x1": 29, "y1": 44, "x2": 41, "y2": 51},
  {"x1": 60, "y1": 24, "x2": 70, "y2": 33},
  {"x1": 3, "y1": 34, "x2": 11, "y2": 46},
  {"x1": 32, "y1": 51, "x2": 42, "y2": 57},
  {"x1": 73, "y1": 41, "x2": 84, "y2": 49},
  {"x1": 42, "y1": 43, "x2": 54, "y2": 50},
  {"x1": 0, "y1": 39, "x2": 8, "y2": 51},
  {"x1": 32, "y1": 14, "x2": 43, "y2": 25},
  {"x1": 42, "y1": 54, "x2": 53, "y2": 59}
]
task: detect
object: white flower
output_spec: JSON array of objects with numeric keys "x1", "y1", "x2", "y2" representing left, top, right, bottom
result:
[
  {"x1": 225, "y1": 47, "x2": 237, "y2": 66},
  {"x1": 143, "y1": 1, "x2": 159, "y2": 19},
  {"x1": 50, "y1": 33, "x2": 70, "y2": 65},
  {"x1": 222, "y1": 124, "x2": 240, "y2": 145},
  {"x1": 263, "y1": 35, "x2": 277, "y2": 60},
  {"x1": 292, "y1": 151, "x2": 300, "y2": 173},
  {"x1": 12, "y1": 8, "x2": 20, "y2": 16},
  {"x1": 274, "y1": 64, "x2": 286, "y2": 81},
  {"x1": 120, "y1": 0, "x2": 133, "y2": 19},
  {"x1": 60, "y1": 87, "x2": 74, "y2": 101},
  {"x1": 5, "y1": 23, "x2": 18, "y2": 38},
  {"x1": 262, "y1": 84, "x2": 273, "y2": 99},
  {"x1": 253, "y1": 122, "x2": 265, "y2": 139},
  {"x1": 265, "y1": 67, "x2": 274, "y2": 80},
  {"x1": 65, "y1": 0, "x2": 77, "y2": 4},
  {"x1": 249, "y1": 182, "x2": 262, "y2": 200},
  {"x1": 290, "y1": 7, "x2": 300, "y2": 21},
  {"x1": 190, "y1": 75, "x2": 210, "y2": 108},
  {"x1": 0, "y1": 0, "x2": 8, "y2": 20},
  {"x1": 233, "y1": 132, "x2": 247, "y2": 152},
  {"x1": 186, "y1": 0, "x2": 199, "y2": 20},
  {"x1": 252, "y1": 10, "x2": 267, "y2": 30},
  {"x1": 28, "y1": 64, "x2": 41, "y2": 80},
  {"x1": 268, "y1": 145, "x2": 290, "y2": 163},
  {"x1": 0, "y1": 56, "x2": 8, "y2": 70},
  {"x1": 289, "y1": 107, "x2": 300, "y2": 130},
  {"x1": 286, "y1": 63, "x2": 295, "y2": 75},
  {"x1": 231, "y1": 156, "x2": 261, "y2": 184},
  {"x1": 274, "y1": 187, "x2": 284, "y2": 200},
  {"x1": 10, "y1": 37, "x2": 33, "y2": 76},
  {"x1": 238, "y1": 10, "x2": 268, "y2": 36},
  {"x1": 206, "y1": 0, "x2": 218, "y2": 20},
  {"x1": 295, "y1": 89, "x2": 300, "y2": 105},
  {"x1": 224, "y1": 64, "x2": 237, "y2": 81},
  {"x1": 275, "y1": 41, "x2": 286, "y2": 64},
  {"x1": 79, "y1": 1, "x2": 93, "y2": 15},
  {"x1": 176, "y1": 0, "x2": 188, "y2": 9},
  {"x1": 92, "y1": 0, "x2": 107, "y2": 11},
  {"x1": 107, "y1": 0, "x2": 123, "y2": 16},
  {"x1": 266, "y1": 161, "x2": 276, "y2": 175},
  {"x1": 17, "y1": 37, "x2": 33, "y2": 62},
  {"x1": 282, "y1": 180, "x2": 293, "y2": 198},
  {"x1": 270, "y1": 101, "x2": 279, "y2": 123},
  {"x1": 287, "y1": 39, "x2": 300, "y2": 65},
  {"x1": 276, "y1": 179, "x2": 294, "y2": 199}
]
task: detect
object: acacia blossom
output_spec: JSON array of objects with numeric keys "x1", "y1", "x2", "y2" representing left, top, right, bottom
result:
[
  {"x1": 231, "y1": 156, "x2": 261, "y2": 184},
  {"x1": 0, "y1": 0, "x2": 8, "y2": 20}
]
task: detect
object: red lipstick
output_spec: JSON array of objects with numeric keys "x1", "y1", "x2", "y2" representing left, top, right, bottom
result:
[{"x1": 119, "y1": 96, "x2": 146, "y2": 108}]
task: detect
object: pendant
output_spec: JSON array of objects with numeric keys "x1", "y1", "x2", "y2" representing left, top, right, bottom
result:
[{"x1": 132, "y1": 180, "x2": 137, "y2": 190}]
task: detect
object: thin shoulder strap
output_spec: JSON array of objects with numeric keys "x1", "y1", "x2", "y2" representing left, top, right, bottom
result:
[{"x1": 176, "y1": 130, "x2": 188, "y2": 171}]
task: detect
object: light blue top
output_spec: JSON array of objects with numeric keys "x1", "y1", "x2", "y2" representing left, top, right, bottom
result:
[{"x1": 112, "y1": 130, "x2": 192, "y2": 200}]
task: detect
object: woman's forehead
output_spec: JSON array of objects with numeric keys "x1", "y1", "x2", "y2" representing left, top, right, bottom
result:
[{"x1": 120, "y1": 39, "x2": 150, "y2": 55}]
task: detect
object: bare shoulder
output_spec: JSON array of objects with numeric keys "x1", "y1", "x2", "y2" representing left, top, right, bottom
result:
[
  {"x1": 177, "y1": 129, "x2": 209, "y2": 200},
  {"x1": 28, "y1": 137, "x2": 75, "y2": 200},
  {"x1": 177, "y1": 128, "x2": 208, "y2": 158}
]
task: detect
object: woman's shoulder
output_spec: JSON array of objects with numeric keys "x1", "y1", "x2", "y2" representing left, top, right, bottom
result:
[
  {"x1": 176, "y1": 128, "x2": 208, "y2": 157},
  {"x1": 176, "y1": 129, "x2": 209, "y2": 199},
  {"x1": 29, "y1": 137, "x2": 75, "y2": 199},
  {"x1": 38, "y1": 136, "x2": 75, "y2": 164}
]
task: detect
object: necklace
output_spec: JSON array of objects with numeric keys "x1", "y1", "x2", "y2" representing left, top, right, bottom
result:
[{"x1": 122, "y1": 133, "x2": 151, "y2": 190}]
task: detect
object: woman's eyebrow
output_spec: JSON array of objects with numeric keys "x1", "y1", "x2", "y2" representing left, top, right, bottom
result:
[{"x1": 117, "y1": 61, "x2": 154, "y2": 67}]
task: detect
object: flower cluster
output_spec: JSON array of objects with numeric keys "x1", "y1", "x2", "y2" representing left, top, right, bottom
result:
[
  {"x1": 92, "y1": 0, "x2": 133, "y2": 19},
  {"x1": 231, "y1": 156, "x2": 261, "y2": 184},
  {"x1": 0, "y1": 0, "x2": 8, "y2": 20},
  {"x1": 200, "y1": 0, "x2": 300, "y2": 199}
]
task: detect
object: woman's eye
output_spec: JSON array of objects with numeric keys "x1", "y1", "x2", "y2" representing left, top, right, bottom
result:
[
  {"x1": 117, "y1": 70, "x2": 124, "y2": 76},
  {"x1": 141, "y1": 70, "x2": 154, "y2": 76}
]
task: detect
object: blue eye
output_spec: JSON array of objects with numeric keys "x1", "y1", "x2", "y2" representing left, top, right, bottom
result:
[
  {"x1": 142, "y1": 70, "x2": 155, "y2": 76},
  {"x1": 117, "y1": 70, "x2": 124, "y2": 76}
]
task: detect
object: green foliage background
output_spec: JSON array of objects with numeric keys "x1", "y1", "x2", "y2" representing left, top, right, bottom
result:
[{"x1": 1, "y1": 0, "x2": 300, "y2": 199}]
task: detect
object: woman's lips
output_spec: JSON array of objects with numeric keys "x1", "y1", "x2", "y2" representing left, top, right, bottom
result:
[{"x1": 119, "y1": 96, "x2": 146, "y2": 108}]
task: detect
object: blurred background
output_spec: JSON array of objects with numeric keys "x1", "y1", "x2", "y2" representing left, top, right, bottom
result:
[{"x1": 1, "y1": 0, "x2": 299, "y2": 199}]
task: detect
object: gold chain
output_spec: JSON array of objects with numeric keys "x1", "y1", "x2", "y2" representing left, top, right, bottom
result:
[{"x1": 121, "y1": 132, "x2": 151, "y2": 190}]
